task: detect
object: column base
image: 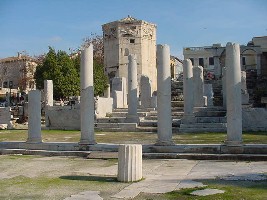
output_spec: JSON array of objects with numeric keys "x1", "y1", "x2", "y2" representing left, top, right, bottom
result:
[
  {"x1": 26, "y1": 138, "x2": 42, "y2": 144},
  {"x1": 79, "y1": 140, "x2": 97, "y2": 145},
  {"x1": 155, "y1": 140, "x2": 175, "y2": 146},
  {"x1": 221, "y1": 142, "x2": 244, "y2": 154}
]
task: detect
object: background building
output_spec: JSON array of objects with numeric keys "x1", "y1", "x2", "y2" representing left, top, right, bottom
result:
[
  {"x1": 0, "y1": 53, "x2": 37, "y2": 100},
  {"x1": 102, "y1": 16, "x2": 157, "y2": 92}
]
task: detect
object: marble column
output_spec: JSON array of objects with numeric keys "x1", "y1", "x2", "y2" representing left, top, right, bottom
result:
[
  {"x1": 80, "y1": 44, "x2": 95, "y2": 145},
  {"x1": 225, "y1": 42, "x2": 242, "y2": 146},
  {"x1": 156, "y1": 44, "x2": 173, "y2": 145},
  {"x1": 193, "y1": 66, "x2": 205, "y2": 107},
  {"x1": 44, "y1": 80, "x2": 53, "y2": 106},
  {"x1": 27, "y1": 90, "x2": 42, "y2": 143},
  {"x1": 182, "y1": 59, "x2": 195, "y2": 123},
  {"x1": 104, "y1": 84, "x2": 110, "y2": 98},
  {"x1": 126, "y1": 54, "x2": 138, "y2": 123},
  {"x1": 222, "y1": 67, "x2": 227, "y2": 109}
]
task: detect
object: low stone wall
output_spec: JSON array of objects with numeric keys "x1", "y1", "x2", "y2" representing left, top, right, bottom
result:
[
  {"x1": 46, "y1": 97, "x2": 113, "y2": 130},
  {"x1": 242, "y1": 108, "x2": 267, "y2": 131},
  {"x1": 46, "y1": 106, "x2": 80, "y2": 130}
]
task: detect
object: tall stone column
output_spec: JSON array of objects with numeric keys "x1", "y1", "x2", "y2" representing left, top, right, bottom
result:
[
  {"x1": 222, "y1": 67, "x2": 227, "y2": 109},
  {"x1": 182, "y1": 59, "x2": 195, "y2": 123},
  {"x1": 126, "y1": 54, "x2": 138, "y2": 123},
  {"x1": 44, "y1": 80, "x2": 53, "y2": 127},
  {"x1": 225, "y1": 42, "x2": 242, "y2": 146},
  {"x1": 80, "y1": 44, "x2": 96, "y2": 145},
  {"x1": 156, "y1": 44, "x2": 173, "y2": 145},
  {"x1": 44, "y1": 80, "x2": 53, "y2": 106},
  {"x1": 193, "y1": 66, "x2": 205, "y2": 107},
  {"x1": 27, "y1": 90, "x2": 42, "y2": 143}
]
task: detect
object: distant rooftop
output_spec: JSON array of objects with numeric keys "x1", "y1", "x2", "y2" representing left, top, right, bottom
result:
[{"x1": 0, "y1": 53, "x2": 36, "y2": 63}]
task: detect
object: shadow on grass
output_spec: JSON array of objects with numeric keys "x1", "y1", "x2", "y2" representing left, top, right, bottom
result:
[{"x1": 59, "y1": 175, "x2": 117, "y2": 182}]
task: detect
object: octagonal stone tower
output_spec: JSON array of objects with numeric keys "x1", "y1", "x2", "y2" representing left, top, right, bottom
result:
[{"x1": 102, "y1": 16, "x2": 157, "y2": 92}]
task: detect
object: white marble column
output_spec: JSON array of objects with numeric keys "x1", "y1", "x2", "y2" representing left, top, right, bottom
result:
[
  {"x1": 182, "y1": 59, "x2": 195, "y2": 123},
  {"x1": 222, "y1": 67, "x2": 227, "y2": 109},
  {"x1": 126, "y1": 54, "x2": 138, "y2": 123},
  {"x1": 156, "y1": 44, "x2": 173, "y2": 145},
  {"x1": 104, "y1": 84, "x2": 110, "y2": 98},
  {"x1": 80, "y1": 45, "x2": 95, "y2": 145},
  {"x1": 44, "y1": 80, "x2": 53, "y2": 106},
  {"x1": 225, "y1": 42, "x2": 242, "y2": 146},
  {"x1": 193, "y1": 66, "x2": 205, "y2": 107},
  {"x1": 27, "y1": 90, "x2": 42, "y2": 143}
]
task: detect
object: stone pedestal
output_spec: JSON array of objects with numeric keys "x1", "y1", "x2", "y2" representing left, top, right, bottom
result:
[
  {"x1": 104, "y1": 84, "x2": 110, "y2": 98},
  {"x1": 156, "y1": 44, "x2": 173, "y2": 145},
  {"x1": 27, "y1": 90, "x2": 42, "y2": 143},
  {"x1": 140, "y1": 75, "x2": 152, "y2": 108},
  {"x1": 214, "y1": 56, "x2": 221, "y2": 79},
  {"x1": 112, "y1": 77, "x2": 127, "y2": 108},
  {"x1": 126, "y1": 54, "x2": 139, "y2": 123},
  {"x1": 182, "y1": 59, "x2": 195, "y2": 123},
  {"x1": 204, "y1": 84, "x2": 214, "y2": 107},
  {"x1": 117, "y1": 144, "x2": 142, "y2": 182},
  {"x1": 80, "y1": 45, "x2": 96, "y2": 145},
  {"x1": 225, "y1": 42, "x2": 242, "y2": 146},
  {"x1": 193, "y1": 66, "x2": 205, "y2": 107}
]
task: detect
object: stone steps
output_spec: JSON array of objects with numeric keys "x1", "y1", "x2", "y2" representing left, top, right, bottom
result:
[
  {"x1": 195, "y1": 111, "x2": 226, "y2": 117},
  {"x1": 179, "y1": 127, "x2": 226, "y2": 133},
  {"x1": 180, "y1": 123, "x2": 226, "y2": 129},
  {"x1": 94, "y1": 123, "x2": 137, "y2": 131},
  {"x1": 110, "y1": 112, "x2": 147, "y2": 118},
  {"x1": 96, "y1": 117, "x2": 125, "y2": 123},
  {"x1": 195, "y1": 117, "x2": 226, "y2": 123},
  {"x1": 139, "y1": 119, "x2": 181, "y2": 127}
]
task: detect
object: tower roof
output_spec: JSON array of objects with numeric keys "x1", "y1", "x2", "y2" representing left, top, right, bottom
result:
[{"x1": 119, "y1": 15, "x2": 140, "y2": 22}]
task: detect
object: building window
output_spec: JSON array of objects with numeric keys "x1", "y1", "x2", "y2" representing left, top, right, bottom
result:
[
  {"x1": 209, "y1": 57, "x2": 214, "y2": 65},
  {"x1": 242, "y1": 57, "x2": 246, "y2": 65},
  {"x1": 130, "y1": 39, "x2": 135, "y2": 44},
  {"x1": 199, "y1": 58, "x2": 204, "y2": 67},
  {"x1": 3, "y1": 81, "x2": 8, "y2": 88},
  {"x1": 189, "y1": 58, "x2": 194, "y2": 65}
]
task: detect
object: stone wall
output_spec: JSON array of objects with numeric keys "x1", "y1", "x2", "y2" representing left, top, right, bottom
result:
[
  {"x1": 0, "y1": 107, "x2": 12, "y2": 129},
  {"x1": 46, "y1": 106, "x2": 80, "y2": 130},
  {"x1": 46, "y1": 97, "x2": 113, "y2": 130}
]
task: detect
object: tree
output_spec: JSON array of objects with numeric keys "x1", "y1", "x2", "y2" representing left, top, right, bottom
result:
[{"x1": 35, "y1": 47, "x2": 80, "y2": 99}]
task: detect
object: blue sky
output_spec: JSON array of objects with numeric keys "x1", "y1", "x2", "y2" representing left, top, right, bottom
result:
[{"x1": 0, "y1": 0, "x2": 266, "y2": 59}]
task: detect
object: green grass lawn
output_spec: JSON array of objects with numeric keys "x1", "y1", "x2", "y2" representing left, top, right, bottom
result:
[{"x1": 0, "y1": 130, "x2": 266, "y2": 144}]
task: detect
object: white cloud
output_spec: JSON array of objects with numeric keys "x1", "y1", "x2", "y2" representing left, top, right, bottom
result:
[{"x1": 49, "y1": 36, "x2": 62, "y2": 43}]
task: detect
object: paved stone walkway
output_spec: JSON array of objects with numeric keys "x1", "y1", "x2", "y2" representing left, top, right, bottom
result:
[{"x1": 64, "y1": 159, "x2": 267, "y2": 199}]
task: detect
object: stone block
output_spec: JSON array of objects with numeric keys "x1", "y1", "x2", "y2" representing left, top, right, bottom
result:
[{"x1": 117, "y1": 144, "x2": 142, "y2": 182}]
